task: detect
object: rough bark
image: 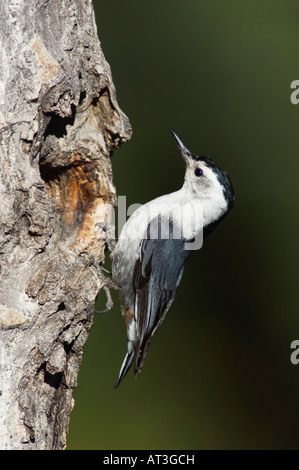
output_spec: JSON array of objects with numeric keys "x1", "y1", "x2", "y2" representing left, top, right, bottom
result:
[{"x1": 0, "y1": 0, "x2": 131, "y2": 450}]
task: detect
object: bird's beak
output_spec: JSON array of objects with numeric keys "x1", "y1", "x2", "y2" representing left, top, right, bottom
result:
[{"x1": 170, "y1": 128, "x2": 193, "y2": 163}]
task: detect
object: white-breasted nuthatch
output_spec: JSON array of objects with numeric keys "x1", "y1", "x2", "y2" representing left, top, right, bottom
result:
[{"x1": 111, "y1": 129, "x2": 234, "y2": 388}]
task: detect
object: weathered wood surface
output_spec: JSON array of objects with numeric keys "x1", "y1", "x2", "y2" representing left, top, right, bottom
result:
[{"x1": 0, "y1": 0, "x2": 131, "y2": 449}]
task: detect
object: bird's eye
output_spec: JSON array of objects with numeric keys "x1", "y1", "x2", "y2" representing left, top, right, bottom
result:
[{"x1": 194, "y1": 168, "x2": 203, "y2": 177}]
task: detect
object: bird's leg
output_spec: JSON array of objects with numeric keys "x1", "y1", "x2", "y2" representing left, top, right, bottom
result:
[
  {"x1": 101, "y1": 265, "x2": 112, "y2": 275},
  {"x1": 94, "y1": 285, "x2": 114, "y2": 315},
  {"x1": 95, "y1": 267, "x2": 120, "y2": 314},
  {"x1": 79, "y1": 251, "x2": 120, "y2": 315}
]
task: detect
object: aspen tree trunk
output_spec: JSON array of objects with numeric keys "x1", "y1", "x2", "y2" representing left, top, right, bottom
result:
[{"x1": 0, "y1": 0, "x2": 131, "y2": 449}]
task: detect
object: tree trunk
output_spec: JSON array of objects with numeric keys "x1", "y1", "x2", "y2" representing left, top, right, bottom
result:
[{"x1": 0, "y1": 0, "x2": 131, "y2": 450}]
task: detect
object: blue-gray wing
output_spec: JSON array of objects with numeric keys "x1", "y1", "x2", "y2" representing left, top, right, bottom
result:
[{"x1": 132, "y1": 217, "x2": 190, "y2": 376}]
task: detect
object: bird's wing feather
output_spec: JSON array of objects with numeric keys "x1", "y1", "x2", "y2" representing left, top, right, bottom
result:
[{"x1": 132, "y1": 216, "x2": 190, "y2": 376}]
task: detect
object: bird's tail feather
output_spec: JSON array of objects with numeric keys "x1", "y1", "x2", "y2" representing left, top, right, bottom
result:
[{"x1": 114, "y1": 350, "x2": 134, "y2": 389}]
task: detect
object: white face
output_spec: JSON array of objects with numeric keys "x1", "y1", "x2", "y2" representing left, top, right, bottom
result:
[
  {"x1": 185, "y1": 159, "x2": 224, "y2": 199},
  {"x1": 184, "y1": 159, "x2": 229, "y2": 226},
  {"x1": 170, "y1": 129, "x2": 234, "y2": 227}
]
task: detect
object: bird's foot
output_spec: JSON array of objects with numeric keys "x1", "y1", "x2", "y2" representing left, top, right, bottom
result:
[{"x1": 79, "y1": 251, "x2": 120, "y2": 315}]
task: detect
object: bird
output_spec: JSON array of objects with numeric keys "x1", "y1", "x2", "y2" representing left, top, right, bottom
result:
[{"x1": 111, "y1": 129, "x2": 234, "y2": 388}]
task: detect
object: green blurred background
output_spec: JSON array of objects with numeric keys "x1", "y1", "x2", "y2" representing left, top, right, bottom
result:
[{"x1": 67, "y1": 0, "x2": 299, "y2": 449}]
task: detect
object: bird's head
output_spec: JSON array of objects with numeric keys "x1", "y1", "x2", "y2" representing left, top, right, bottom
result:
[{"x1": 170, "y1": 129, "x2": 234, "y2": 220}]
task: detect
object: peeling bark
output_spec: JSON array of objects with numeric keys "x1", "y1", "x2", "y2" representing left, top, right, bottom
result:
[{"x1": 0, "y1": 0, "x2": 131, "y2": 449}]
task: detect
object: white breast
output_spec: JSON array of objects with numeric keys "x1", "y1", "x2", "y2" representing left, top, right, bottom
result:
[{"x1": 118, "y1": 189, "x2": 204, "y2": 244}]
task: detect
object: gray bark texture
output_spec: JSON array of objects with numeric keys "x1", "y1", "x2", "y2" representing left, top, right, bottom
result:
[{"x1": 0, "y1": 0, "x2": 131, "y2": 450}]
